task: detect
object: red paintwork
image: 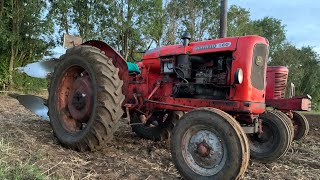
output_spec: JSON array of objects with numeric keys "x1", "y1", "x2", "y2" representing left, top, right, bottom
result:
[
  {"x1": 127, "y1": 35, "x2": 269, "y2": 116},
  {"x1": 57, "y1": 66, "x2": 92, "y2": 132},
  {"x1": 266, "y1": 66, "x2": 312, "y2": 111},
  {"x1": 266, "y1": 97, "x2": 311, "y2": 111},
  {"x1": 266, "y1": 66, "x2": 289, "y2": 99},
  {"x1": 67, "y1": 73, "x2": 92, "y2": 122},
  {"x1": 82, "y1": 40, "x2": 129, "y2": 96}
]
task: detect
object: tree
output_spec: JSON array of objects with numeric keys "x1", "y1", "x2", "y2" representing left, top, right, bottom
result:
[
  {"x1": 162, "y1": 0, "x2": 220, "y2": 43},
  {"x1": 252, "y1": 17, "x2": 286, "y2": 57},
  {"x1": 227, "y1": 5, "x2": 259, "y2": 37},
  {"x1": 0, "y1": 0, "x2": 53, "y2": 88},
  {"x1": 271, "y1": 44, "x2": 320, "y2": 110}
]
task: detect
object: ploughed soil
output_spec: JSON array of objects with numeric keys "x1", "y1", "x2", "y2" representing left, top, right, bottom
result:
[{"x1": 0, "y1": 95, "x2": 319, "y2": 179}]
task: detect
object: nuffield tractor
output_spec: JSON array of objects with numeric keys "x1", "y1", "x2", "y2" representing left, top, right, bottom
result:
[{"x1": 13, "y1": 3, "x2": 312, "y2": 180}]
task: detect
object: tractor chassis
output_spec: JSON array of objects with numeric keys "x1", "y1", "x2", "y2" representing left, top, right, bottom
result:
[{"x1": 125, "y1": 90, "x2": 262, "y2": 134}]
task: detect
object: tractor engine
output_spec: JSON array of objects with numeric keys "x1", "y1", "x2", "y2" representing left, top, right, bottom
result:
[
  {"x1": 163, "y1": 53, "x2": 232, "y2": 100},
  {"x1": 127, "y1": 35, "x2": 269, "y2": 116}
]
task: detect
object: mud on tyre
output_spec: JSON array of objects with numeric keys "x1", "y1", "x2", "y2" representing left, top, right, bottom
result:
[
  {"x1": 248, "y1": 110, "x2": 291, "y2": 163},
  {"x1": 291, "y1": 111, "x2": 309, "y2": 141},
  {"x1": 171, "y1": 108, "x2": 249, "y2": 180},
  {"x1": 48, "y1": 45, "x2": 125, "y2": 151}
]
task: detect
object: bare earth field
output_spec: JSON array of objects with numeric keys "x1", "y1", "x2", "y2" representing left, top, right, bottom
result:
[{"x1": 0, "y1": 95, "x2": 319, "y2": 179}]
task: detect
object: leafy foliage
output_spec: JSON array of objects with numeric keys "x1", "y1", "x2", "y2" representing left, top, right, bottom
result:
[
  {"x1": 270, "y1": 44, "x2": 320, "y2": 110},
  {"x1": 0, "y1": 0, "x2": 319, "y2": 109}
]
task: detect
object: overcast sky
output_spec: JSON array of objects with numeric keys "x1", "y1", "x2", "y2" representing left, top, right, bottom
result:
[{"x1": 229, "y1": 0, "x2": 320, "y2": 52}]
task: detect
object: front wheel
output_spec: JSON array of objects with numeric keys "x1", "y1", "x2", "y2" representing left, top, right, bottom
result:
[
  {"x1": 171, "y1": 108, "x2": 249, "y2": 180},
  {"x1": 248, "y1": 110, "x2": 291, "y2": 163},
  {"x1": 272, "y1": 110, "x2": 294, "y2": 142}
]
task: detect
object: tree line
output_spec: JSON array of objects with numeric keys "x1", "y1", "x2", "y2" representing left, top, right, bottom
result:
[{"x1": 0, "y1": 0, "x2": 319, "y2": 109}]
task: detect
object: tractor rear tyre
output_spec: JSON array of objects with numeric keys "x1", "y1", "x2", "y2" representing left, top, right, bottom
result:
[
  {"x1": 248, "y1": 110, "x2": 291, "y2": 163},
  {"x1": 130, "y1": 111, "x2": 174, "y2": 141},
  {"x1": 272, "y1": 110, "x2": 294, "y2": 142},
  {"x1": 292, "y1": 111, "x2": 309, "y2": 141},
  {"x1": 171, "y1": 108, "x2": 249, "y2": 180},
  {"x1": 48, "y1": 45, "x2": 125, "y2": 151}
]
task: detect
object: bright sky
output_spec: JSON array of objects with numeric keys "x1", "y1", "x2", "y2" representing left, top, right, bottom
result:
[
  {"x1": 53, "y1": 1, "x2": 320, "y2": 54},
  {"x1": 230, "y1": 0, "x2": 320, "y2": 53}
]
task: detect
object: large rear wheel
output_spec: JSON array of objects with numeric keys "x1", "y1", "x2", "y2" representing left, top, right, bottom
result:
[
  {"x1": 248, "y1": 110, "x2": 291, "y2": 163},
  {"x1": 291, "y1": 111, "x2": 309, "y2": 141},
  {"x1": 48, "y1": 45, "x2": 125, "y2": 151},
  {"x1": 171, "y1": 108, "x2": 249, "y2": 180}
]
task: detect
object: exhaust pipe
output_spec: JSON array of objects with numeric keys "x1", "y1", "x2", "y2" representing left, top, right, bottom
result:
[{"x1": 219, "y1": 0, "x2": 228, "y2": 38}]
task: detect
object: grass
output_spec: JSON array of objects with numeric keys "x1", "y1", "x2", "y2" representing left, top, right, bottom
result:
[
  {"x1": 0, "y1": 163, "x2": 45, "y2": 180},
  {"x1": 301, "y1": 111, "x2": 320, "y2": 115},
  {"x1": 0, "y1": 138, "x2": 46, "y2": 180}
]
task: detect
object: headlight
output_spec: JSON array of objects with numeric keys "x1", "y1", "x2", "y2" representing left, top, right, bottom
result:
[{"x1": 234, "y1": 68, "x2": 243, "y2": 84}]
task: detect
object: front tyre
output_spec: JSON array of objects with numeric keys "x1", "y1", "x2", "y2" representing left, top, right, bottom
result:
[
  {"x1": 171, "y1": 108, "x2": 249, "y2": 180},
  {"x1": 272, "y1": 110, "x2": 294, "y2": 142},
  {"x1": 248, "y1": 110, "x2": 291, "y2": 163},
  {"x1": 48, "y1": 45, "x2": 125, "y2": 151}
]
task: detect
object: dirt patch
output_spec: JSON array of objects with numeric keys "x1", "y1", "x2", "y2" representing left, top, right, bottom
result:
[{"x1": 0, "y1": 95, "x2": 319, "y2": 179}]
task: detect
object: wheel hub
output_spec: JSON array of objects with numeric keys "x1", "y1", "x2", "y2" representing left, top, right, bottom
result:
[
  {"x1": 67, "y1": 73, "x2": 92, "y2": 123},
  {"x1": 71, "y1": 91, "x2": 86, "y2": 110},
  {"x1": 196, "y1": 141, "x2": 211, "y2": 157},
  {"x1": 182, "y1": 128, "x2": 226, "y2": 176}
]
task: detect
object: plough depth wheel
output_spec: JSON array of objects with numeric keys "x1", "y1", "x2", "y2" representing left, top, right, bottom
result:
[
  {"x1": 291, "y1": 111, "x2": 309, "y2": 141},
  {"x1": 48, "y1": 45, "x2": 125, "y2": 151}
]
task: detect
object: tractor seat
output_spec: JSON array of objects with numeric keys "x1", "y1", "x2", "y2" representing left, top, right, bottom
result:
[{"x1": 127, "y1": 62, "x2": 141, "y2": 75}]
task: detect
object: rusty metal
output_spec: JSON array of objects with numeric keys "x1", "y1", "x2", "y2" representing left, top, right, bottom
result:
[
  {"x1": 197, "y1": 142, "x2": 211, "y2": 157},
  {"x1": 57, "y1": 66, "x2": 93, "y2": 132},
  {"x1": 182, "y1": 127, "x2": 226, "y2": 176},
  {"x1": 63, "y1": 34, "x2": 82, "y2": 49},
  {"x1": 147, "y1": 81, "x2": 161, "y2": 100},
  {"x1": 67, "y1": 72, "x2": 92, "y2": 122},
  {"x1": 219, "y1": 0, "x2": 228, "y2": 38}
]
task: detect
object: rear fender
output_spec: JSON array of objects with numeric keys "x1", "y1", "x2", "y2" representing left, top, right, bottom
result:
[{"x1": 82, "y1": 40, "x2": 129, "y2": 96}]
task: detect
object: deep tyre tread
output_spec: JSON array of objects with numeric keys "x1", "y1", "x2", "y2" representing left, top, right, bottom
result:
[
  {"x1": 249, "y1": 110, "x2": 291, "y2": 163},
  {"x1": 171, "y1": 108, "x2": 249, "y2": 180},
  {"x1": 292, "y1": 111, "x2": 309, "y2": 141},
  {"x1": 48, "y1": 45, "x2": 125, "y2": 151}
]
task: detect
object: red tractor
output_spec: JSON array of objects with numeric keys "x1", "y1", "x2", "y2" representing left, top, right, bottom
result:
[
  {"x1": 12, "y1": 2, "x2": 310, "y2": 179},
  {"x1": 265, "y1": 66, "x2": 311, "y2": 140},
  {"x1": 38, "y1": 32, "x2": 291, "y2": 179}
]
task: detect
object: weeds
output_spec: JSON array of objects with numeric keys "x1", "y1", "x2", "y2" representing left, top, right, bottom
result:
[{"x1": 0, "y1": 138, "x2": 46, "y2": 180}]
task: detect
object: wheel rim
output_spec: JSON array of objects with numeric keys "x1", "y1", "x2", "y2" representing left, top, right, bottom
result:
[
  {"x1": 57, "y1": 65, "x2": 93, "y2": 133},
  {"x1": 249, "y1": 122, "x2": 277, "y2": 153},
  {"x1": 181, "y1": 125, "x2": 226, "y2": 176}
]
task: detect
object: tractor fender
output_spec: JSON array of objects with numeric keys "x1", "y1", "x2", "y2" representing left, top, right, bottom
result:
[{"x1": 82, "y1": 40, "x2": 129, "y2": 96}]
